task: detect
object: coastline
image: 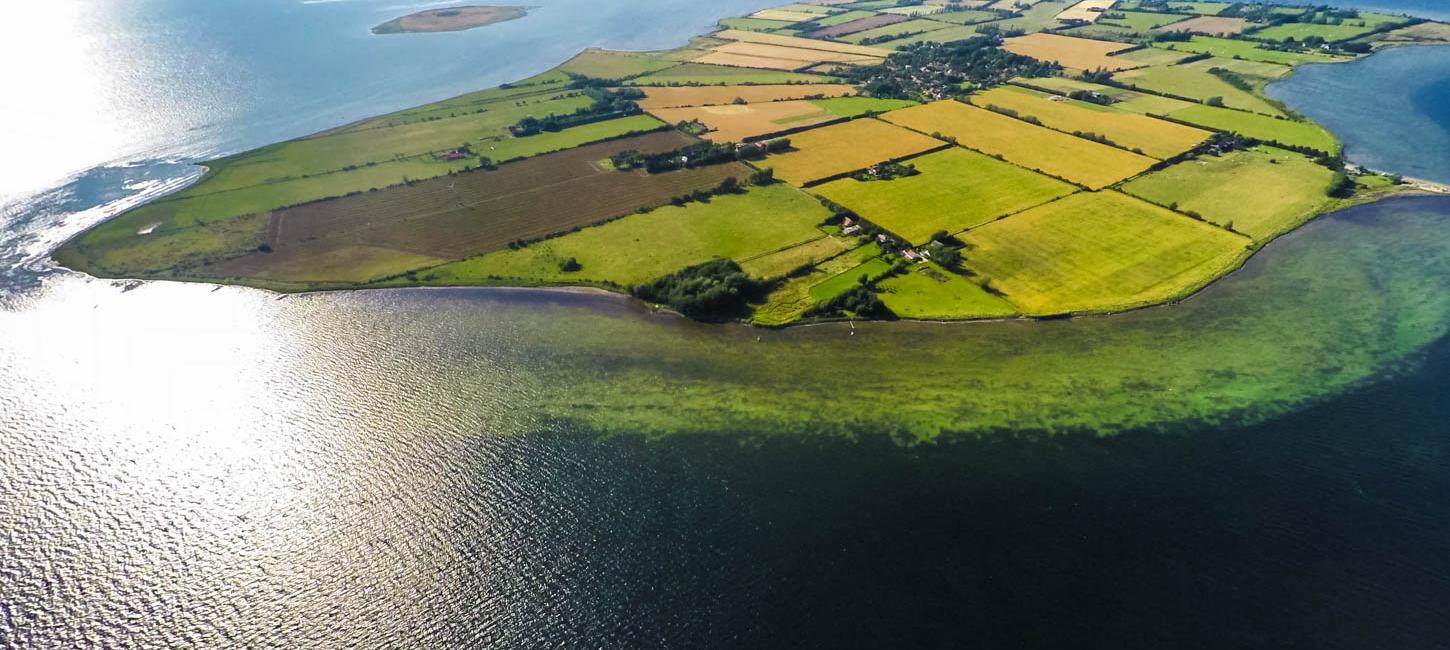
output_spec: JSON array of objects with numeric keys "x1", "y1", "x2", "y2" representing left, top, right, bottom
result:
[
  {"x1": 52, "y1": 4, "x2": 1444, "y2": 328},
  {"x1": 371, "y1": 5, "x2": 530, "y2": 35}
]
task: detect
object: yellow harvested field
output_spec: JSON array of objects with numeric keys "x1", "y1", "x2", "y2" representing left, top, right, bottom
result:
[
  {"x1": 960, "y1": 191, "x2": 1251, "y2": 314},
  {"x1": 881, "y1": 101, "x2": 1156, "y2": 189},
  {"x1": 1002, "y1": 33, "x2": 1138, "y2": 71},
  {"x1": 713, "y1": 29, "x2": 890, "y2": 57},
  {"x1": 694, "y1": 52, "x2": 811, "y2": 71},
  {"x1": 637, "y1": 84, "x2": 857, "y2": 109},
  {"x1": 712, "y1": 41, "x2": 883, "y2": 64},
  {"x1": 968, "y1": 85, "x2": 1211, "y2": 159},
  {"x1": 766, "y1": 118, "x2": 945, "y2": 186},
  {"x1": 649, "y1": 101, "x2": 838, "y2": 143},
  {"x1": 1056, "y1": 0, "x2": 1117, "y2": 22},
  {"x1": 751, "y1": 9, "x2": 821, "y2": 21}
]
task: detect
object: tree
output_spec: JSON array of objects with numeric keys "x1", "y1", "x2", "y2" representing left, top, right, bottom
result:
[
  {"x1": 559, "y1": 257, "x2": 582, "y2": 272},
  {"x1": 750, "y1": 168, "x2": 776, "y2": 186}
]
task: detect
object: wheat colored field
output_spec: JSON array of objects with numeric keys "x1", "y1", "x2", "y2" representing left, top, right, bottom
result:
[
  {"x1": 881, "y1": 101, "x2": 1156, "y2": 189},
  {"x1": 766, "y1": 119, "x2": 945, "y2": 185},
  {"x1": 637, "y1": 84, "x2": 857, "y2": 109},
  {"x1": 1002, "y1": 33, "x2": 1139, "y2": 71},
  {"x1": 972, "y1": 85, "x2": 1211, "y2": 159}
]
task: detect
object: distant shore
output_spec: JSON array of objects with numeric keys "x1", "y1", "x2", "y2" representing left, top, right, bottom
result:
[{"x1": 372, "y1": 5, "x2": 528, "y2": 35}]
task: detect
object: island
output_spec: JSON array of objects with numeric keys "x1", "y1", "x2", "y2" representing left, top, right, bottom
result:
[
  {"x1": 57, "y1": 0, "x2": 1450, "y2": 326},
  {"x1": 371, "y1": 5, "x2": 528, "y2": 35}
]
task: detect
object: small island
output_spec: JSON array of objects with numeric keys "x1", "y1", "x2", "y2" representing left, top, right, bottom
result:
[
  {"x1": 59, "y1": 1, "x2": 1450, "y2": 326},
  {"x1": 372, "y1": 5, "x2": 528, "y2": 35}
]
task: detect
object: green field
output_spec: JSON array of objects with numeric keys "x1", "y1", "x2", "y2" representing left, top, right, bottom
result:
[
  {"x1": 969, "y1": 85, "x2": 1212, "y2": 159},
  {"x1": 924, "y1": 9, "x2": 1000, "y2": 24},
  {"x1": 1114, "y1": 65, "x2": 1286, "y2": 116},
  {"x1": 1250, "y1": 21, "x2": 1381, "y2": 43},
  {"x1": 840, "y1": 18, "x2": 955, "y2": 43},
  {"x1": 809, "y1": 258, "x2": 895, "y2": 301},
  {"x1": 1179, "y1": 55, "x2": 1293, "y2": 79},
  {"x1": 814, "y1": 147, "x2": 1076, "y2": 243},
  {"x1": 1112, "y1": 46, "x2": 1193, "y2": 66},
  {"x1": 1151, "y1": 36, "x2": 1342, "y2": 65},
  {"x1": 739, "y1": 235, "x2": 856, "y2": 278},
  {"x1": 809, "y1": 96, "x2": 919, "y2": 116},
  {"x1": 719, "y1": 17, "x2": 799, "y2": 32},
  {"x1": 812, "y1": 10, "x2": 878, "y2": 26},
  {"x1": 882, "y1": 24, "x2": 990, "y2": 48},
  {"x1": 881, "y1": 101, "x2": 1157, "y2": 190},
  {"x1": 424, "y1": 184, "x2": 832, "y2": 286},
  {"x1": 876, "y1": 263, "x2": 1018, "y2": 318},
  {"x1": 626, "y1": 63, "x2": 840, "y2": 86},
  {"x1": 1121, "y1": 146, "x2": 1335, "y2": 240},
  {"x1": 1098, "y1": 10, "x2": 1181, "y2": 31},
  {"x1": 1120, "y1": 1, "x2": 1232, "y2": 14},
  {"x1": 1166, "y1": 104, "x2": 1339, "y2": 153},
  {"x1": 960, "y1": 191, "x2": 1251, "y2": 314}
]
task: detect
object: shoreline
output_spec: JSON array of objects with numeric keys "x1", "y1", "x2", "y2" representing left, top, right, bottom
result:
[
  {"x1": 51, "y1": 5, "x2": 1449, "y2": 327},
  {"x1": 371, "y1": 5, "x2": 530, "y2": 35}
]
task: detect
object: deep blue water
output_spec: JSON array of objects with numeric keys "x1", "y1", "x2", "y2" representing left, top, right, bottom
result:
[
  {"x1": 1270, "y1": 44, "x2": 1450, "y2": 183},
  {"x1": 3, "y1": 2, "x2": 1450, "y2": 648}
]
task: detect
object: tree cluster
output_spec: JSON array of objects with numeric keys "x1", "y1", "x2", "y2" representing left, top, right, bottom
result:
[
  {"x1": 805, "y1": 286, "x2": 894, "y2": 320},
  {"x1": 510, "y1": 87, "x2": 645, "y2": 136},
  {"x1": 631, "y1": 259, "x2": 768, "y2": 321},
  {"x1": 610, "y1": 139, "x2": 791, "y2": 173}
]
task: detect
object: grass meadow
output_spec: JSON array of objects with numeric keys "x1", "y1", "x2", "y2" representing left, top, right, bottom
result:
[
  {"x1": 814, "y1": 147, "x2": 1076, "y2": 243},
  {"x1": 959, "y1": 191, "x2": 1250, "y2": 314}
]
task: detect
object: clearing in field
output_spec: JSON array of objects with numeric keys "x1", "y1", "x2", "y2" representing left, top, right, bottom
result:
[
  {"x1": 814, "y1": 147, "x2": 1076, "y2": 243},
  {"x1": 424, "y1": 183, "x2": 834, "y2": 286},
  {"x1": 876, "y1": 263, "x2": 1018, "y2": 319},
  {"x1": 1057, "y1": 0, "x2": 1120, "y2": 23},
  {"x1": 959, "y1": 191, "x2": 1250, "y2": 314},
  {"x1": 1154, "y1": 15, "x2": 1248, "y2": 36},
  {"x1": 1120, "y1": 146, "x2": 1334, "y2": 240},
  {"x1": 648, "y1": 101, "x2": 840, "y2": 143},
  {"x1": 712, "y1": 29, "x2": 891, "y2": 57},
  {"x1": 636, "y1": 84, "x2": 857, "y2": 109},
  {"x1": 764, "y1": 118, "x2": 946, "y2": 186},
  {"x1": 881, "y1": 101, "x2": 1156, "y2": 189},
  {"x1": 1115, "y1": 65, "x2": 1286, "y2": 116},
  {"x1": 1001, "y1": 33, "x2": 1140, "y2": 71},
  {"x1": 626, "y1": 62, "x2": 839, "y2": 85},
  {"x1": 195, "y1": 131, "x2": 755, "y2": 284},
  {"x1": 968, "y1": 85, "x2": 1211, "y2": 159}
]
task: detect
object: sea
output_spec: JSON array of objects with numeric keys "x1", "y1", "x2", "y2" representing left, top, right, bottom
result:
[{"x1": 2, "y1": 1, "x2": 1450, "y2": 647}]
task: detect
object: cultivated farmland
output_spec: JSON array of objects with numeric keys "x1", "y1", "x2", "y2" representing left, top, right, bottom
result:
[
  {"x1": 814, "y1": 147, "x2": 1076, "y2": 243},
  {"x1": 765, "y1": 118, "x2": 946, "y2": 185},
  {"x1": 969, "y1": 85, "x2": 1212, "y2": 159},
  {"x1": 1121, "y1": 146, "x2": 1334, "y2": 240},
  {"x1": 804, "y1": 13, "x2": 908, "y2": 38},
  {"x1": 881, "y1": 101, "x2": 1157, "y2": 189},
  {"x1": 960, "y1": 191, "x2": 1251, "y2": 314},
  {"x1": 1167, "y1": 104, "x2": 1338, "y2": 152},
  {"x1": 200, "y1": 131, "x2": 753, "y2": 284},
  {"x1": 1150, "y1": 36, "x2": 1341, "y2": 65},
  {"x1": 1001, "y1": 33, "x2": 1139, "y2": 71},
  {"x1": 425, "y1": 183, "x2": 833, "y2": 286},
  {"x1": 636, "y1": 84, "x2": 858, "y2": 109},
  {"x1": 648, "y1": 101, "x2": 839, "y2": 142},
  {"x1": 1114, "y1": 65, "x2": 1286, "y2": 116},
  {"x1": 626, "y1": 63, "x2": 838, "y2": 85},
  {"x1": 839, "y1": 18, "x2": 955, "y2": 44},
  {"x1": 712, "y1": 29, "x2": 892, "y2": 57},
  {"x1": 1056, "y1": 0, "x2": 1117, "y2": 22}
]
